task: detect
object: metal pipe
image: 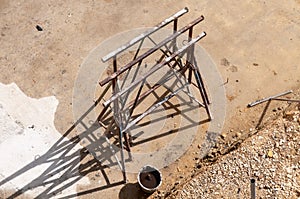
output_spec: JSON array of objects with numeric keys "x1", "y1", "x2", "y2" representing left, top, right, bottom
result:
[
  {"x1": 99, "y1": 16, "x2": 205, "y2": 86},
  {"x1": 101, "y1": 7, "x2": 189, "y2": 62},
  {"x1": 272, "y1": 98, "x2": 300, "y2": 103},
  {"x1": 247, "y1": 90, "x2": 293, "y2": 107},
  {"x1": 194, "y1": 68, "x2": 212, "y2": 120},
  {"x1": 103, "y1": 32, "x2": 207, "y2": 107},
  {"x1": 250, "y1": 179, "x2": 256, "y2": 199}
]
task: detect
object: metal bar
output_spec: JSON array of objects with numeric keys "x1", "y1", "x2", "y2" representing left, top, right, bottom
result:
[
  {"x1": 194, "y1": 68, "x2": 212, "y2": 120},
  {"x1": 186, "y1": 27, "x2": 194, "y2": 62},
  {"x1": 119, "y1": 60, "x2": 143, "y2": 110},
  {"x1": 173, "y1": 18, "x2": 178, "y2": 52},
  {"x1": 192, "y1": 55, "x2": 210, "y2": 104},
  {"x1": 147, "y1": 35, "x2": 184, "y2": 70},
  {"x1": 272, "y1": 98, "x2": 300, "y2": 103},
  {"x1": 103, "y1": 32, "x2": 206, "y2": 107},
  {"x1": 119, "y1": 62, "x2": 181, "y2": 115},
  {"x1": 168, "y1": 62, "x2": 205, "y2": 107},
  {"x1": 124, "y1": 79, "x2": 146, "y2": 126},
  {"x1": 99, "y1": 16, "x2": 205, "y2": 86},
  {"x1": 110, "y1": 56, "x2": 126, "y2": 181},
  {"x1": 187, "y1": 27, "x2": 194, "y2": 83},
  {"x1": 182, "y1": 89, "x2": 205, "y2": 107},
  {"x1": 101, "y1": 7, "x2": 189, "y2": 62},
  {"x1": 147, "y1": 35, "x2": 172, "y2": 58},
  {"x1": 250, "y1": 179, "x2": 256, "y2": 199},
  {"x1": 122, "y1": 83, "x2": 189, "y2": 133},
  {"x1": 112, "y1": 56, "x2": 118, "y2": 90},
  {"x1": 247, "y1": 90, "x2": 293, "y2": 107},
  {"x1": 120, "y1": 39, "x2": 145, "y2": 89}
]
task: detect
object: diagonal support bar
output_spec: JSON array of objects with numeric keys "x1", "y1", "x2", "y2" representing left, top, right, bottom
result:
[{"x1": 122, "y1": 83, "x2": 189, "y2": 133}]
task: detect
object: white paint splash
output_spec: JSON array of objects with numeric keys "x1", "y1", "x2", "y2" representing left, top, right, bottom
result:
[{"x1": 0, "y1": 83, "x2": 89, "y2": 198}]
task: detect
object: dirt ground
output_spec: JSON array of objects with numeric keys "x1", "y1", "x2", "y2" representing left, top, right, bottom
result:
[{"x1": 1, "y1": 0, "x2": 300, "y2": 198}]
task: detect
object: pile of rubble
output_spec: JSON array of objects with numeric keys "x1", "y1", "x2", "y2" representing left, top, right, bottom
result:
[{"x1": 170, "y1": 103, "x2": 300, "y2": 198}]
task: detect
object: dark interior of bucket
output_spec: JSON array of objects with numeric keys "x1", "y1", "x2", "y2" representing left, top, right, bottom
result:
[{"x1": 139, "y1": 166, "x2": 161, "y2": 189}]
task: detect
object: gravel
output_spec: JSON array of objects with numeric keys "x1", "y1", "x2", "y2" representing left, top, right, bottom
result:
[{"x1": 173, "y1": 104, "x2": 300, "y2": 198}]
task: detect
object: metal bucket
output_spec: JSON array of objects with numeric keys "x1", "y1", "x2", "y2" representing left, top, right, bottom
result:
[{"x1": 137, "y1": 165, "x2": 162, "y2": 193}]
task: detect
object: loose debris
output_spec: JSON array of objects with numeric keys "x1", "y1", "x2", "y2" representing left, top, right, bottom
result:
[{"x1": 169, "y1": 103, "x2": 300, "y2": 198}]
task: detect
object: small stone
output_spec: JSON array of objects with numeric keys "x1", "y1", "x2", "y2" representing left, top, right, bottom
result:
[
  {"x1": 36, "y1": 25, "x2": 43, "y2": 31},
  {"x1": 285, "y1": 111, "x2": 295, "y2": 117},
  {"x1": 267, "y1": 150, "x2": 273, "y2": 158},
  {"x1": 220, "y1": 133, "x2": 227, "y2": 139},
  {"x1": 236, "y1": 132, "x2": 242, "y2": 137},
  {"x1": 174, "y1": 181, "x2": 180, "y2": 185},
  {"x1": 177, "y1": 167, "x2": 181, "y2": 172}
]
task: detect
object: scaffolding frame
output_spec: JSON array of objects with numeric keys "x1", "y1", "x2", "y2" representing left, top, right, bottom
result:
[{"x1": 97, "y1": 8, "x2": 211, "y2": 182}]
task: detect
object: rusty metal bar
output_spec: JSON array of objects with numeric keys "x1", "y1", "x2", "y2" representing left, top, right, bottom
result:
[
  {"x1": 103, "y1": 32, "x2": 207, "y2": 107},
  {"x1": 101, "y1": 7, "x2": 189, "y2": 62},
  {"x1": 247, "y1": 90, "x2": 293, "y2": 107},
  {"x1": 99, "y1": 16, "x2": 205, "y2": 86},
  {"x1": 172, "y1": 18, "x2": 178, "y2": 52}
]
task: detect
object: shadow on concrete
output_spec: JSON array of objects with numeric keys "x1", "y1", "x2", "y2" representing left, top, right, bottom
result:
[
  {"x1": 0, "y1": 82, "x2": 209, "y2": 198},
  {"x1": 0, "y1": 95, "x2": 125, "y2": 198},
  {"x1": 118, "y1": 182, "x2": 153, "y2": 199}
]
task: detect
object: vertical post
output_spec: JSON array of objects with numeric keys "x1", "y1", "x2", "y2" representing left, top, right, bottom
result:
[
  {"x1": 192, "y1": 55, "x2": 211, "y2": 104},
  {"x1": 194, "y1": 67, "x2": 212, "y2": 120},
  {"x1": 188, "y1": 43, "x2": 194, "y2": 83},
  {"x1": 186, "y1": 27, "x2": 194, "y2": 83},
  {"x1": 112, "y1": 56, "x2": 117, "y2": 90},
  {"x1": 187, "y1": 27, "x2": 194, "y2": 83},
  {"x1": 250, "y1": 179, "x2": 256, "y2": 199},
  {"x1": 112, "y1": 56, "x2": 127, "y2": 182},
  {"x1": 172, "y1": 18, "x2": 178, "y2": 52}
]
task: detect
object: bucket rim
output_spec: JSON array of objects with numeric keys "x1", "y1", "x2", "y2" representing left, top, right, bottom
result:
[{"x1": 137, "y1": 165, "x2": 162, "y2": 193}]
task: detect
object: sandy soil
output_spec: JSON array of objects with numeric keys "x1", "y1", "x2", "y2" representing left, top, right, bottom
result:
[{"x1": 1, "y1": 0, "x2": 300, "y2": 198}]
